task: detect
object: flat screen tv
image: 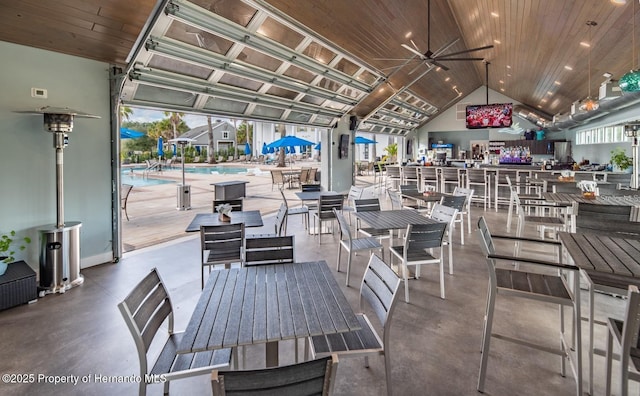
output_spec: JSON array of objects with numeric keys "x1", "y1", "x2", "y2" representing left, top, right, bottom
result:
[
  {"x1": 465, "y1": 103, "x2": 513, "y2": 129},
  {"x1": 338, "y1": 134, "x2": 349, "y2": 159}
]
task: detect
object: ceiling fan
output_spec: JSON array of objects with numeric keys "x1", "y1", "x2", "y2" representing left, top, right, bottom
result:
[{"x1": 382, "y1": 0, "x2": 494, "y2": 72}]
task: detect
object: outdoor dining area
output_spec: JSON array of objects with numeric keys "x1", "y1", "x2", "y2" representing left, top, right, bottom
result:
[{"x1": 5, "y1": 164, "x2": 640, "y2": 396}]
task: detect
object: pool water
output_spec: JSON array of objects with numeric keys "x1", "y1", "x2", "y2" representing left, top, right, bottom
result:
[
  {"x1": 121, "y1": 172, "x2": 175, "y2": 187},
  {"x1": 184, "y1": 166, "x2": 249, "y2": 175}
]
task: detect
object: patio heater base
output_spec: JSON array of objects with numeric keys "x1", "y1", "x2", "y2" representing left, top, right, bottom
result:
[{"x1": 177, "y1": 184, "x2": 191, "y2": 211}]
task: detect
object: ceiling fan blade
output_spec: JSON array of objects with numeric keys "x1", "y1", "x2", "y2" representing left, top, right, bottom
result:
[
  {"x1": 373, "y1": 57, "x2": 417, "y2": 61},
  {"x1": 430, "y1": 60, "x2": 450, "y2": 71},
  {"x1": 407, "y1": 61, "x2": 428, "y2": 75},
  {"x1": 435, "y1": 57, "x2": 487, "y2": 61},
  {"x1": 437, "y1": 45, "x2": 494, "y2": 58},
  {"x1": 431, "y1": 38, "x2": 460, "y2": 58},
  {"x1": 401, "y1": 43, "x2": 426, "y2": 59},
  {"x1": 410, "y1": 39, "x2": 420, "y2": 52}
]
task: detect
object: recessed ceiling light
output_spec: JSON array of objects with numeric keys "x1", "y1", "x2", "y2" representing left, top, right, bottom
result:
[
  {"x1": 554, "y1": 81, "x2": 561, "y2": 85},
  {"x1": 580, "y1": 41, "x2": 590, "y2": 47},
  {"x1": 541, "y1": 98, "x2": 548, "y2": 103},
  {"x1": 500, "y1": 88, "x2": 505, "y2": 92},
  {"x1": 491, "y1": 12, "x2": 499, "y2": 17},
  {"x1": 610, "y1": 0, "x2": 627, "y2": 5},
  {"x1": 494, "y1": 39, "x2": 501, "y2": 44},
  {"x1": 507, "y1": 74, "x2": 512, "y2": 77},
  {"x1": 499, "y1": 80, "x2": 504, "y2": 84},
  {"x1": 538, "y1": 105, "x2": 543, "y2": 108},
  {"x1": 405, "y1": 31, "x2": 412, "y2": 39},
  {"x1": 445, "y1": 77, "x2": 451, "y2": 82},
  {"x1": 452, "y1": 85, "x2": 457, "y2": 90},
  {"x1": 547, "y1": 91, "x2": 553, "y2": 95},
  {"x1": 506, "y1": 65, "x2": 511, "y2": 69},
  {"x1": 564, "y1": 65, "x2": 573, "y2": 71}
]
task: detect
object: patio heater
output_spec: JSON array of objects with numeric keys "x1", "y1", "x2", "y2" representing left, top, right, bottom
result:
[
  {"x1": 169, "y1": 138, "x2": 195, "y2": 210},
  {"x1": 16, "y1": 106, "x2": 100, "y2": 295}
]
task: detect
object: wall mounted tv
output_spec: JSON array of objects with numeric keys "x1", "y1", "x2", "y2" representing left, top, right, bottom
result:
[{"x1": 465, "y1": 103, "x2": 513, "y2": 129}]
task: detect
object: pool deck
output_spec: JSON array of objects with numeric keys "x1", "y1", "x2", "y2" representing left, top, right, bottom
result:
[{"x1": 121, "y1": 159, "x2": 372, "y2": 252}]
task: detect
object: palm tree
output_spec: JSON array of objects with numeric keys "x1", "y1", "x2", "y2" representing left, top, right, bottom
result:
[
  {"x1": 206, "y1": 116, "x2": 216, "y2": 164},
  {"x1": 119, "y1": 106, "x2": 133, "y2": 122},
  {"x1": 163, "y1": 111, "x2": 184, "y2": 140},
  {"x1": 276, "y1": 123, "x2": 287, "y2": 167}
]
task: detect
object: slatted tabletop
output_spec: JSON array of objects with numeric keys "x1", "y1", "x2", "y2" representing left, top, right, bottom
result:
[
  {"x1": 559, "y1": 232, "x2": 640, "y2": 279},
  {"x1": 543, "y1": 192, "x2": 639, "y2": 205},
  {"x1": 355, "y1": 209, "x2": 437, "y2": 231},
  {"x1": 177, "y1": 261, "x2": 361, "y2": 366},
  {"x1": 185, "y1": 211, "x2": 263, "y2": 232}
]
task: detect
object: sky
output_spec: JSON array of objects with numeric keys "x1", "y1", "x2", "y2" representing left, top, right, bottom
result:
[{"x1": 128, "y1": 108, "x2": 229, "y2": 128}]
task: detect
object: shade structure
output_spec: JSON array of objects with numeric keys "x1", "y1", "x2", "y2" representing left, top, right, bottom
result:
[
  {"x1": 157, "y1": 137, "x2": 164, "y2": 157},
  {"x1": 268, "y1": 146, "x2": 275, "y2": 154},
  {"x1": 244, "y1": 142, "x2": 252, "y2": 155},
  {"x1": 120, "y1": 127, "x2": 144, "y2": 139},
  {"x1": 315, "y1": 142, "x2": 321, "y2": 150},
  {"x1": 354, "y1": 136, "x2": 376, "y2": 144},
  {"x1": 261, "y1": 142, "x2": 268, "y2": 155},
  {"x1": 266, "y1": 135, "x2": 315, "y2": 149}
]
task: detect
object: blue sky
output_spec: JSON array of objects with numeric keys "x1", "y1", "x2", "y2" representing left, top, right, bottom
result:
[{"x1": 128, "y1": 108, "x2": 229, "y2": 128}]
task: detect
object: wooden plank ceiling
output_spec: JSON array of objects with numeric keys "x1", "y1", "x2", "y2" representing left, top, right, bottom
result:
[{"x1": 0, "y1": 0, "x2": 637, "y2": 133}]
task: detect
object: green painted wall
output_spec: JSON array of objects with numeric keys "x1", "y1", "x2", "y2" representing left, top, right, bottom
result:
[{"x1": 0, "y1": 41, "x2": 113, "y2": 270}]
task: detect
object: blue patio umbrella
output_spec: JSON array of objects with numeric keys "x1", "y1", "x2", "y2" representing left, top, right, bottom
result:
[
  {"x1": 289, "y1": 146, "x2": 296, "y2": 154},
  {"x1": 315, "y1": 142, "x2": 321, "y2": 150},
  {"x1": 354, "y1": 136, "x2": 377, "y2": 144},
  {"x1": 268, "y1": 146, "x2": 275, "y2": 154},
  {"x1": 120, "y1": 127, "x2": 144, "y2": 139},
  {"x1": 244, "y1": 142, "x2": 252, "y2": 155},
  {"x1": 172, "y1": 144, "x2": 177, "y2": 156},
  {"x1": 261, "y1": 142, "x2": 268, "y2": 155},
  {"x1": 195, "y1": 146, "x2": 201, "y2": 154},
  {"x1": 266, "y1": 135, "x2": 315, "y2": 150},
  {"x1": 157, "y1": 137, "x2": 164, "y2": 157}
]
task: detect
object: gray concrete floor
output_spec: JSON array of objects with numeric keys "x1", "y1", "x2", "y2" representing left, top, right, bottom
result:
[{"x1": 0, "y1": 185, "x2": 634, "y2": 396}]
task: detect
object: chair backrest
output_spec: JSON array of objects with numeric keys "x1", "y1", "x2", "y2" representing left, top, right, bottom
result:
[
  {"x1": 271, "y1": 170, "x2": 285, "y2": 184},
  {"x1": 244, "y1": 235, "x2": 295, "y2": 266},
  {"x1": 399, "y1": 184, "x2": 419, "y2": 194},
  {"x1": 211, "y1": 354, "x2": 338, "y2": 396},
  {"x1": 476, "y1": 217, "x2": 496, "y2": 257},
  {"x1": 200, "y1": 223, "x2": 244, "y2": 263},
  {"x1": 317, "y1": 194, "x2": 344, "y2": 219},
  {"x1": 121, "y1": 184, "x2": 133, "y2": 209},
  {"x1": 440, "y1": 167, "x2": 459, "y2": 181},
  {"x1": 386, "y1": 166, "x2": 401, "y2": 178},
  {"x1": 403, "y1": 222, "x2": 447, "y2": 255},
  {"x1": 274, "y1": 202, "x2": 288, "y2": 236},
  {"x1": 429, "y1": 203, "x2": 458, "y2": 230},
  {"x1": 453, "y1": 187, "x2": 474, "y2": 210},
  {"x1": 118, "y1": 268, "x2": 173, "y2": 376},
  {"x1": 359, "y1": 254, "x2": 402, "y2": 343},
  {"x1": 302, "y1": 183, "x2": 321, "y2": 192},
  {"x1": 213, "y1": 199, "x2": 244, "y2": 213},
  {"x1": 619, "y1": 285, "x2": 640, "y2": 376},
  {"x1": 347, "y1": 185, "x2": 364, "y2": 203},
  {"x1": 421, "y1": 166, "x2": 438, "y2": 180},
  {"x1": 307, "y1": 168, "x2": 318, "y2": 183},
  {"x1": 439, "y1": 194, "x2": 466, "y2": 211},
  {"x1": 333, "y1": 208, "x2": 353, "y2": 245},
  {"x1": 402, "y1": 166, "x2": 419, "y2": 180},
  {"x1": 299, "y1": 168, "x2": 310, "y2": 185},
  {"x1": 388, "y1": 190, "x2": 403, "y2": 210},
  {"x1": 575, "y1": 202, "x2": 638, "y2": 236},
  {"x1": 466, "y1": 168, "x2": 486, "y2": 183},
  {"x1": 354, "y1": 198, "x2": 381, "y2": 212},
  {"x1": 496, "y1": 169, "x2": 517, "y2": 184},
  {"x1": 360, "y1": 186, "x2": 377, "y2": 199}
]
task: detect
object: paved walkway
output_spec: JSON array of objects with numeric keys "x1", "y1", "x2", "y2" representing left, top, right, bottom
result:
[{"x1": 122, "y1": 160, "x2": 376, "y2": 252}]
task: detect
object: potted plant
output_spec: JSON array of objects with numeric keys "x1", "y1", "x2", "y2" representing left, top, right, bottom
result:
[
  {"x1": 0, "y1": 231, "x2": 31, "y2": 276},
  {"x1": 610, "y1": 147, "x2": 633, "y2": 172},
  {"x1": 384, "y1": 143, "x2": 398, "y2": 164}
]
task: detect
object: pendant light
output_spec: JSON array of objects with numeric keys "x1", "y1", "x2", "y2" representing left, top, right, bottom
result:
[
  {"x1": 581, "y1": 21, "x2": 599, "y2": 111},
  {"x1": 620, "y1": 0, "x2": 640, "y2": 92}
]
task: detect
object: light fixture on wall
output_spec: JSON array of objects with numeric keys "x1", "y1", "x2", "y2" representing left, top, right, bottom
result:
[
  {"x1": 580, "y1": 20, "x2": 599, "y2": 111},
  {"x1": 620, "y1": 0, "x2": 640, "y2": 91}
]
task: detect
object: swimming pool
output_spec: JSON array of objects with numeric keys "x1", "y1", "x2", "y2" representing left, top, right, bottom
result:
[
  {"x1": 123, "y1": 166, "x2": 249, "y2": 175},
  {"x1": 121, "y1": 172, "x2": 175, "y2": 187}
]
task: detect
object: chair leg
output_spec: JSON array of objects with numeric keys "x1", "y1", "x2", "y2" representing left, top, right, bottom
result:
[
  {"x1": 384, "y1": 352, "x2": 393, "y2": 396},
  {"x1": 403, "y1": 261, "x2": 410, "y2": 303},
  {"x1": 448, "y1": 239, "x2": 453, "y2": 275},
  {"x1": 477, "y1": 283, "x2": 497, "y2": 393},
  {"x1": 346, "y1": 248, "x2": 353, "y2": 287},
  {"x1": 559, "y1": 305, "x2": 566, "y2": 377},
  {"x1": 439, "y1": 257, "x2": 445, "y2": 299},
  {"x1": 588, "y1": 282, "x2": 595, "y2": 396},
  {"x1": 337, "y1": 243, "x2": 343, "y2": 272},
  {"x1": 605, "y1": 330, "x2": 614, "y2": 396}
]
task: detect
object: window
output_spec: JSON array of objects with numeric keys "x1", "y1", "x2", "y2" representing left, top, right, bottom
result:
[
  {"x1": 222, "y1": 131, "x2": 229, "y2": 139},
  {"x1": 575, "y1": 125, "x2": 626, "y2": 145}
]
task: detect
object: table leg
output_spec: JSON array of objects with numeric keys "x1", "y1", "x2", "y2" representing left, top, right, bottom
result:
[{"x1": 266, "y1": 341, "x2": 279, "y2": 368}]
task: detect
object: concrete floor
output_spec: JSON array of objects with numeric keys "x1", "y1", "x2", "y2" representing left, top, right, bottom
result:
[{"x1": 0, "y1": 185, "x2": 634, "y2": 396}]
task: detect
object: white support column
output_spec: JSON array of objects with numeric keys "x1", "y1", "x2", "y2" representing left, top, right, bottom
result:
[{"x1": 321, "y1": 115, "x2": 353, "y2": 193}]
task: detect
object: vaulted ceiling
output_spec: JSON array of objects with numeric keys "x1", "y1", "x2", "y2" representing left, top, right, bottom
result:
[{"x1": 1, "y1": 0, "x2": 637, "y2": 135}]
